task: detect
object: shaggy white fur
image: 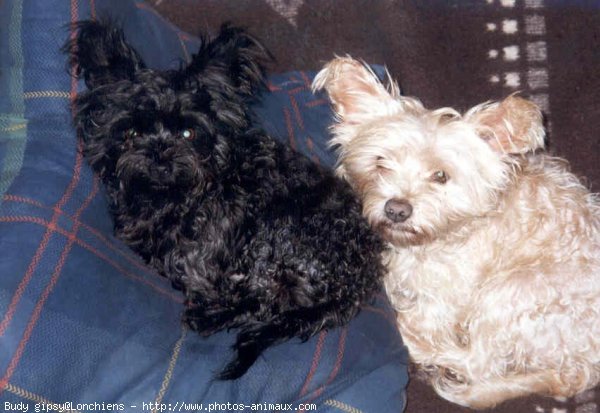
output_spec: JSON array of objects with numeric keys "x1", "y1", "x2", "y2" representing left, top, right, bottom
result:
[{"x1": 314, "y1": 57, "x2": 600, "y2": 409}]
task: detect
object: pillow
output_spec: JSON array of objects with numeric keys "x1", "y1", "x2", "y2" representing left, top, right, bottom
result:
[{"x1": 0, "y1": 1, "x2": 408, "y2": 412}]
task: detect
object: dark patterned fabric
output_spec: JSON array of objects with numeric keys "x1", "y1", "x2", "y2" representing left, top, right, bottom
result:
[
  {"x1": 153, "y1": 1, "x2": 600, "y2": 412},
  {"x1": 0, "y1": 1, "x2": 408, "y2": 412}
]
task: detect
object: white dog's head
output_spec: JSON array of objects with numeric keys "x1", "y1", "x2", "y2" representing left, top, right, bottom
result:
[{"x1": 313, "y1": 57, "x2": 545, "y2": 247}]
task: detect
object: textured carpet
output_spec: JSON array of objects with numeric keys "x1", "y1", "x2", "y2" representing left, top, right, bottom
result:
[{"x1": 154, "y1": 1, "x2": 600, "y2": 412}]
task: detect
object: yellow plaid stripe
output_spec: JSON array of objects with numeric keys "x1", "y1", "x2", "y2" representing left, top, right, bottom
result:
[
  {"x1": 0, "y1": 123, "x2": 26, "y2": 132},
  {"x1": 323, "y1": 399, "x2": 364, "y2": 413},
  {"x1": 4, "y1": 383, "x2": 82, "y2": 413},
  {"x1": 152, "y1": 326, "x2": 188, "y2": 413},
  {"x1": 23, "y1": 91, "x2": 70, "y2": 99}
]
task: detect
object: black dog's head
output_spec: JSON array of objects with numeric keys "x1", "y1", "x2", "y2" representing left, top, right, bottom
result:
[{"x1": 66, "y1": 20, "x2": 271, "y2": 201}]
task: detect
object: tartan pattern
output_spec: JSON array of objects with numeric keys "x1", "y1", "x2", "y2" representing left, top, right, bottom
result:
[{"x1": 0, "y1": 1, "x2": 408, "y2": 412}]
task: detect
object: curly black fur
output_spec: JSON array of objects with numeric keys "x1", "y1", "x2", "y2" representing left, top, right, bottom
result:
[{"x1": 66, "y1": 19, "x2": 385, "y2": 379}]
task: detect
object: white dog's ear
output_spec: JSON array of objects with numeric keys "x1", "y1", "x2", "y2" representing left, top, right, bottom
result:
[
  {"x1": 312, "y1": 57, "x2": 401, "y2": 126},
  {"x1": 469, "y1": 96, "x2": 545, "y2": 154}
]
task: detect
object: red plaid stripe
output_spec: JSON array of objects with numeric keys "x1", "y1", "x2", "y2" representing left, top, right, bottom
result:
[
  {"x1": 3, "y1": 194, "x2": 161, "y2": 277},
  {"x1": 0, "y1": 215, "x2": 182, "y2": 302},
  {"x1": 0, "y1": 138, "x2": 83, "y2": 340},
  {"x1": 0, "y1": 0, "x2": 83, "y2": 393},
  {"x1": 0, "y1": 167, "x2": 97, "y2": 391},
  {"x1": 299, "y1": 328, "x2": 349, "y2": 411},
  {"x1": 298, "y1": 331, "x2": 328, "y2": 399}
]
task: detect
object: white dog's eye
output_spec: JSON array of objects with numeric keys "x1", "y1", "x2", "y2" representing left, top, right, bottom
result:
[
  {"x1": 431, "y1": 170, "x2": 449, "y2": 184},
  {"x1": 181, "y1": 128, "x2": 195, "y2": 139},
  {"x1": 376, "y1": 156, "x2": 389, "y2": 171}
]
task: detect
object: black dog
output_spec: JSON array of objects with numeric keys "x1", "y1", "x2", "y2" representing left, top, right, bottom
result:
[{"x1": 66, "y1": 19, "x2": 385, "y2": 379}]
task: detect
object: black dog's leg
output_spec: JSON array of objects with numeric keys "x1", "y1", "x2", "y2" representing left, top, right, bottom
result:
[
  {"x1": 183, "y1": 306, "x2": 238, "y2": 337},
  {"x1": 217, "y1": 304, "x2": 350, "y2": 380}
]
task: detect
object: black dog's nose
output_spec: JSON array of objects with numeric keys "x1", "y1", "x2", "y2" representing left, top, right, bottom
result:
[
  {"x1": 384, "y1": 199, "x2": 413, "y2": 223},
  {"x1": 155, "y1": 165, "x2": 171, "y2": 180}
]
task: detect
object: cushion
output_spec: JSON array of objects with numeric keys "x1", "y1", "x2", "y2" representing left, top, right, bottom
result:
[{"x1": 0, "y1": 1, "x2": 408, "y2": 412}]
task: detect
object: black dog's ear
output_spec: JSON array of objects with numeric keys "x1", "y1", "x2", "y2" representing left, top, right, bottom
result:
[
  {"x1": 65, "y1": 19, "x2": 145, "y2": 89},
  {"x1": 184, "y1": 24, "x2": 272, "y2": 96}
]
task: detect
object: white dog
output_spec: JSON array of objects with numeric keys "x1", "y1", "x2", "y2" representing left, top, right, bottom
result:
[{"x1": 313, "y1": 56, "x2": 600, "y2": 409}]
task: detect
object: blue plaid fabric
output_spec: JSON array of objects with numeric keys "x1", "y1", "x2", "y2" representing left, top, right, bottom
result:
[{"x1": 0, "y1": 1, "x2": 408, "y2": 412}]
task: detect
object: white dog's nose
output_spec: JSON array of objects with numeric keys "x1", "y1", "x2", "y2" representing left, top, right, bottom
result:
[{"x1": 384, "y1": 199, "x2": 412, "y2": 223}]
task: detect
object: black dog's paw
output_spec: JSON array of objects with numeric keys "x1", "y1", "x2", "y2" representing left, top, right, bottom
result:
[
  {"x1": 217, "y1": 324, "x2": 272, "y2": 380},
  {"x1": 217, "y1": 306, "x2": 341, "y2": 380},
  {"x1": 183, "y1": 307, "x2": 237, "y2": 337}
]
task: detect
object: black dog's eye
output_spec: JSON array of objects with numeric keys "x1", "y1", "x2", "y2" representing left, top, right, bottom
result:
[
  {"x1": 431, "y1": 170, "x2": 449, "y2": 184},
  {"x1": 125, "y1": 128, "x2": 139, "y2": 139},
  {"x1": 180, "y1": 128, "x2": 196, "y2": 139}
]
